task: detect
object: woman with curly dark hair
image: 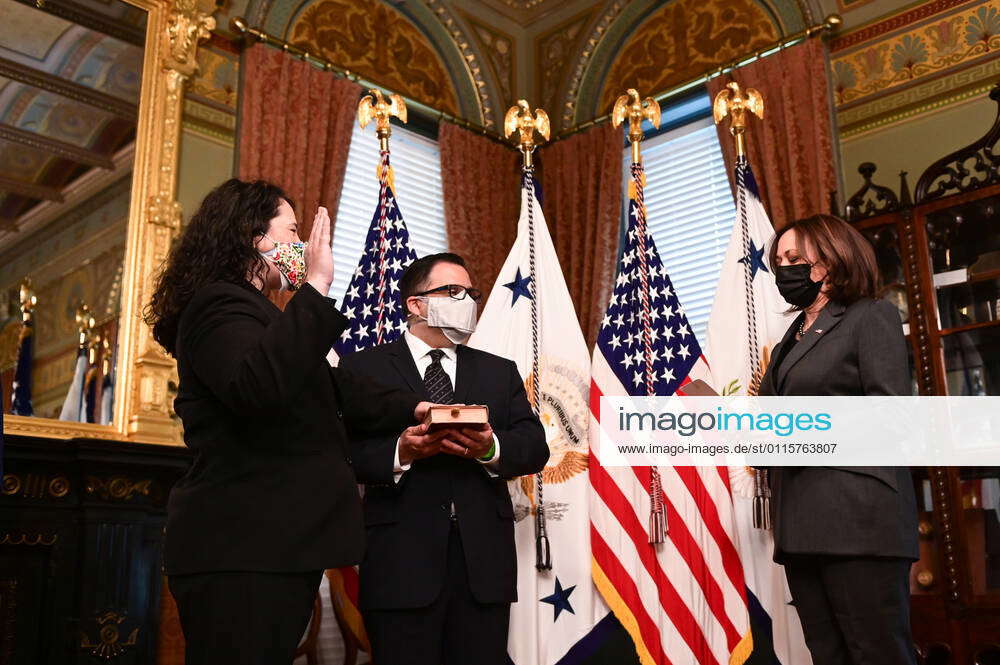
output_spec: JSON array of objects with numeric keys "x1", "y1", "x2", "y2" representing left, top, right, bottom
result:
[{"x1": 145, "y1": 179, "x2": 432, "y2": 665}]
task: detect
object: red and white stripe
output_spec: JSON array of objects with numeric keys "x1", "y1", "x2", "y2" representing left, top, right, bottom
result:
[{"x1": 588, "y1": 350, "x2": 752, "y2": 665}]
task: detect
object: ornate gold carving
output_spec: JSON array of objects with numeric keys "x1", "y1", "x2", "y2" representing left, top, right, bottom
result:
[
  {"x1": 80, "y1": 611, "x2": 139, "y2": 660},
  {"x1": 424, "y1": 0, "x2": 494, "y2": 127},
  {"x1": 112, "y1": 0, "x2": 214, "y2": 445},
  {"x1": 0, "y1": 532, "x2": 58, "y2": 546},
  {"x1": 164, "y1": 0, "x2": 216, "y2": 79},
  {"x1": 1, "y1": 475, "x2": 20, "y2": 496},
  {"x1": 534, "y1": 8, "x2": 596, "y2": 130},
  {"x1": 86, "y1": 476, "x2": 153, "y2": 502},
  {"x1": 459, "y1": 11, "x2": 515, "y2": 108},
  {"x1": 48, "y1": 475, "x2": 71, "y2": 498},
  {"x1": 0, "y1": 473, "x2": 71, "y2": 499},
  {"x1": 598, "y1": 0, "x2": 778, "y2": 115},
  {"x1": 561, "y1": 1, "x2": 627, "y2": 128},
  {"x1": 713, "y1": 81, "x2": 764, "y2": 158},
  {"x1": 289, "y1": 0, "x2": 459, "y2": 116}
]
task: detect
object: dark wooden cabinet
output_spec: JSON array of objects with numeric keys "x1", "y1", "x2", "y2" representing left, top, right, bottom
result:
[
  {"x1": 844, "y1": 83, "x2": 1000, "y2": 665},
  {"x1": 0, "y1": 435, "x2": 190, "y2": 665}
]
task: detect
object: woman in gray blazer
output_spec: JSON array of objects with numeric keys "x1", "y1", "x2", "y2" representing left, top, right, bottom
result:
[{"x1": 759, "y1": 214, "x2": 919, "y2": 665}]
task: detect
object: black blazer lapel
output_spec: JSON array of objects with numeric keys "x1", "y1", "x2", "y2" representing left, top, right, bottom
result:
[
  {"x1": 388, "y1": 337, "x2": 426, "y2": 397},
  {"x1": 775, "y1": 301, "x2": 847, "y2": 393},
  {"x1": 761, "y1": 313, "x2": 801, "y2": 395},
  {"x1": 453, "y1": 345, "x2": 476, "y2": 405}
]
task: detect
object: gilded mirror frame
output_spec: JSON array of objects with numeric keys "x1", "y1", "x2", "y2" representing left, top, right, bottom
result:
[{"x1": 3, "y1": 0, "x2": 214, "y2": 444}]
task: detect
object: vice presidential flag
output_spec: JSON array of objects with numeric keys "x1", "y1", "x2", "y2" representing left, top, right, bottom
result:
[
  {"x1": 328, "y1": 151, "x2": 417, "y2": 654},
  {"x1": 469, "y1": 175, "x2": 610, "y2": 665},
  {"x1": 705, "y1": 157, "x2": 806, "y2": 665},
  {"x1": 589, "y1": 161, "x2": 752, "y2": 665}
]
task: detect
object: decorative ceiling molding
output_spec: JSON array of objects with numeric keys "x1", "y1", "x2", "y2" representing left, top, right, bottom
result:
[
  {"x1": 0, "y1": 56, "x2": 138, "y2": 120},
  {"x1": 254, "y1": 0, "x2": 492, "y2": 128},
  {"x1": 287, "y1": 0, "x2": 459, "y2": 114},
  {"x1": 458, "y1": 8, "x2": 516, "y2": 110},
  {"x1": 533, "y1": 6, "x2": 599, "y2": 130},
  {"x1": 559, "y1": 0, "x2": 629, "y2": 127},
  {"x1": 424, "y1": 0, "x2": 498, "y2": 128},
  {"x1": 462, "y1": 0, "x2": 582, "y2": 27}
]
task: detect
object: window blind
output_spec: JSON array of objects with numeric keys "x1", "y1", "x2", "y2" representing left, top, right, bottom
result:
[
  {"x1": 625, "y1": 115, "x2": 736, "y2": 345},
  {"x1": 330, "y1": 123, "x2": 448, "y2": 302}
]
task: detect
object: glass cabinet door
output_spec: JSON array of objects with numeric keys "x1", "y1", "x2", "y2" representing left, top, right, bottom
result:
[
  {"x1": 924, "y1": 194, "x2": 1000, "y2": 396},
  {"x1": 860, "y1": 223, "x2": 918, "y2": 394}
]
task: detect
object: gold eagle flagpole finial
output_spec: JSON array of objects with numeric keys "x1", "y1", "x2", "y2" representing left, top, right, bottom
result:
[
  {"x1": 19, "y1": 278, "x2": 36, "y2": 325},
  {"x1": 504, "y1": 100, "x2": 550, "y2": 170},
  {"x1": 612, "y1": 88, "x2": 660, "y2": 165},
  {"x1": 357, "y1": 89, "x2": 408, "y2": 152},
  {"x1": 712, "y1": 81, "x2": 764, "y2": 158}
]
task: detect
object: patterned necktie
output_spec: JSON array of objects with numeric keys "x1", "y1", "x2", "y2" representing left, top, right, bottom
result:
[{"x1": 423, "y1": 349, "x2": 454, "y2": 404}]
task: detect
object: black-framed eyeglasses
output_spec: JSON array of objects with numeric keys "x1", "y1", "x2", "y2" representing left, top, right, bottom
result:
[{"x1": 414, "y1": 284, "x2": 483, "y2": 302}]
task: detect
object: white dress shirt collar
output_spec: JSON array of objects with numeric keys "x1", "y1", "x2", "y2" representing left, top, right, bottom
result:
[{"x1": 403, "y1": 329, "x2": 457, "y2": 364}]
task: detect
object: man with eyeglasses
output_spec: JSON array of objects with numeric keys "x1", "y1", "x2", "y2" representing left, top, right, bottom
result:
[{"x1": 338, "y1": 252, "x2": 548, "y2": 665}]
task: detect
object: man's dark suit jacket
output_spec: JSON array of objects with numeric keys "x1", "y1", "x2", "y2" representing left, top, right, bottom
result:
[
  {"x1": 165, "y1": 281, "x2": 419, "y2": 575},
  {"x1": 759, "y1": 297, "x2": 919, "y2": 563},
  {"x1": 338, "y1": 337, "x2": 549, "y2": 610}
]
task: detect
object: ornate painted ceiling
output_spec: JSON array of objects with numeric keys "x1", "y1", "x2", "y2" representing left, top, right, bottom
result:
[{"x1": 0, "y1": 0, "x2": 144, "y2": 226}]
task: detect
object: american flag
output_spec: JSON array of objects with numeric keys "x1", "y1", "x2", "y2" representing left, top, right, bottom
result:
[
  {"x1": 328, "y1": 149, "x2": 417, "y2": 652},
  {"x1": 588, "y1": 161, "x2": 752, "y2": 665},
  {"x1": 333, "y1": 151, "x2": 417, "y2": 354}
]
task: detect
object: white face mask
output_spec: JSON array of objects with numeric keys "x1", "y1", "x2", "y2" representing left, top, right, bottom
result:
[{"x1": 420, "y1": 296, "x2": 478, "y2": 344}]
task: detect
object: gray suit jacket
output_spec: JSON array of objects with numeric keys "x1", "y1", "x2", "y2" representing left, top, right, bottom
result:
[{"x1": 759, "y1": 297, "x2": 919, "y2": 562}]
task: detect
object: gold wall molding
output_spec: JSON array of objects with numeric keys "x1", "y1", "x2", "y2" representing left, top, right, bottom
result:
[
  {"x1": 115, "y1": 0, "x2": 214, "y2": 445},
  {"x1": 4, "y1": 0, "x2": 214, "y2": 444},
  {"x1": 831, "y1": 0, "x2": 1000, "y2": 124},
  {"x1": 0, "y1": 532, "x2": 59, "y2": 546},
  {"x1": 85, "y1": 475, "x2": 153, "y2": 502},
  {"x1": 1, "y1": 472, "x2": 70, "y2": 499}
]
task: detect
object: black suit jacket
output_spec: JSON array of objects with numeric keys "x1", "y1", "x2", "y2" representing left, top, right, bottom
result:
[
  {"x1": 338, "y1": 337, "x2": 549, "y2": 610},
  {"x1": 759, "y1": 297, "x2": 919, "y2": 562},
  {"x1": 164, "y1": 281, "x2": 420, "y2": 575}
]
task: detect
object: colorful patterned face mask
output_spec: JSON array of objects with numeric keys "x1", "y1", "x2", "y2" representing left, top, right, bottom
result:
[{"x1": 260, "y1": 235, "x2": 308, "y2": 291}]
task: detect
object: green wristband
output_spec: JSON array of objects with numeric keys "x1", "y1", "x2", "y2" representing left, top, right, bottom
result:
[{"x1": 478, "y1": 441, "x2": 497, "y2": 462}]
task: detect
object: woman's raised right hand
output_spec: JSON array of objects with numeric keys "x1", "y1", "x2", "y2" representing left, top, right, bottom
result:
[{"x1": 305, "y1": 206, "x2": 334, "y2": 295}]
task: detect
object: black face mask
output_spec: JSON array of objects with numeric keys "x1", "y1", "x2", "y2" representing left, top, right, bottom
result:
[{"x1": 775, "y1": 263, "x2": 823, "y2": 308}]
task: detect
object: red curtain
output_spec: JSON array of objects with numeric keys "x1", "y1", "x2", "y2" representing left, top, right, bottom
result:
[
  {"x1": 538, "y1": 123, "x2": 623, "y2": 348},
  {"x1": 239, "y1": 44, "x2": 360, "y2": 239},
  {"x1": 438, "y1": 122, "x2": 522, "y2": 295},
  {"x1": 707, "y1": 38, "x2": 839, "y2": 228}
]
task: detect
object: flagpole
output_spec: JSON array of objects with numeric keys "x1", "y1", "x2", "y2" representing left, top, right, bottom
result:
[
  {"x1": 713, "y1": 81, "x2": 773, "y2": 529},
  {"x1": 12, "y1": 279, "x2": 36, "y2": 416},
  {"x1": 504, "y1": 100, "x2": 553, "y2": 571},
  {"x1": 611, "y1": 89, "x2": 670, "y2": 545},
  {"x1": 358, "y1": 89, "x2": 408, "y2": 345}
]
